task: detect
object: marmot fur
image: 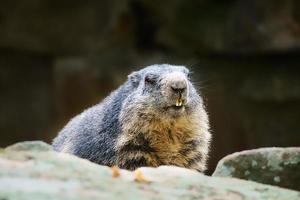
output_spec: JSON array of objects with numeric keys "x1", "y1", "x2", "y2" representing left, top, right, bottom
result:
[{"x1": 52, "y1": 64, "x2": 211, "y2": 172}]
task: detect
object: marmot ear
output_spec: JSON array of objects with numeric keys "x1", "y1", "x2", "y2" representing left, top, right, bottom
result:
[{"x1": 128, "y1": 71, "x2": 141, "y2": 87}]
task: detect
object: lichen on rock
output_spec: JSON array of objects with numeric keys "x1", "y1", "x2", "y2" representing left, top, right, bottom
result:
[
  {"x1": 0, "y1": 141, "x2": 299, "y2": 200},
  {"x1": 212, "y1": 147, "x2": 300, "y2": 191}
]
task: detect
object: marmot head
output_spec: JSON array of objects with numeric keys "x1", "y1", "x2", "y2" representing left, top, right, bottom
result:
[{"x1": 124, "y1": 64, "x2": 203, "y2": 119}]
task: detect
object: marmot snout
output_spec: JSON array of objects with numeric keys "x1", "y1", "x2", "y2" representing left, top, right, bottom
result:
[
  {"x1": 52, "y1": 64, "x2": 211, "y2": 172},
  {"x1": 161, "y1": 71, "x2": 188, "y2": 110}
]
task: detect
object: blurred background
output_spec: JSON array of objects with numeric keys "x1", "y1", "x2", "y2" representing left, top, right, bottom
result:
[{"x1": 0, "y1": 0, "x2": 300, "y2": 174}]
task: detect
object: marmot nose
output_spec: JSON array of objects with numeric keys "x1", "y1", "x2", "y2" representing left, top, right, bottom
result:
[{"x1": 170, "y1": 81, "x2": 187, "y2": 94}]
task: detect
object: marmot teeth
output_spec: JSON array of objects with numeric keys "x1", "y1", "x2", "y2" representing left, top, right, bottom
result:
[{"x1": 176, "y1": 98, "x2": 183, "y2": 107}]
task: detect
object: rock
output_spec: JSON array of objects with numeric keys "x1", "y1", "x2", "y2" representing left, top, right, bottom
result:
[
  {"x1": 0, "y1": 141, "x2": 299, "y2": 200},
  {"x1": 212, "y1": 147, "x2": 300, "y2": 191},
  {"x1": 5, "y1": 141, "x2": 52, "y2": 152}
]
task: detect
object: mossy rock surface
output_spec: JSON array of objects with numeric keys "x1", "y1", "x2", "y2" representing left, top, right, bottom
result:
[
  {"x1": 213, "y1": 147, "x2": 300, "y2": 191},
  {"x1": 0, "y1": 141, "x2": 299, "y2": 200}
]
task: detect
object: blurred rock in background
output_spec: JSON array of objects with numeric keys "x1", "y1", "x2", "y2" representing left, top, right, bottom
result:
[{"x1": 0, "y1": 0, "x2": 299, "y2": 174}]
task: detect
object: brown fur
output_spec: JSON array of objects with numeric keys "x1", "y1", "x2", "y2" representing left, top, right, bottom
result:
[{"x1": 115, "y1": 99, "x2": 211, "y2": 172}]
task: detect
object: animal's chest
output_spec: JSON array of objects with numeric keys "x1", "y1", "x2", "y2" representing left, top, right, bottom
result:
[
  {"x1": 146, "y1": 127, "x2": 196, "y2": 165},
  {"x1": 117, "y1": 116, "x2": 201, "y2": 168}
]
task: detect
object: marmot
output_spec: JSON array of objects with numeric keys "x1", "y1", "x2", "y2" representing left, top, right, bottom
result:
[{"x1": 52, "y1": 64, "x2": 211, "y2": 172}]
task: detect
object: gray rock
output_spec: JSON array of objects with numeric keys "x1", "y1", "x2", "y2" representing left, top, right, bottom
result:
[
  {"x1": 213, "y1": 147, "x2": 300, "y2": 191},
  {"x1": 0, "y1": 141, "x2": 299, "y2": 200},
  {"x1": 5, "y1": 141, "x2": 52, "y2": 152}
]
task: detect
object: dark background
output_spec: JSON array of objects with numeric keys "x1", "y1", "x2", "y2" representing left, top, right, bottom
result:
[{"x1": 0, "y1": 0, "x2": 300, "y2": 174}]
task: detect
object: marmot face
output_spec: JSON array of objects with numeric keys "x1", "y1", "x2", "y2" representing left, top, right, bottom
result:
[{"x1": 126, "y1": 64, "x2": 201, "y2": 119}]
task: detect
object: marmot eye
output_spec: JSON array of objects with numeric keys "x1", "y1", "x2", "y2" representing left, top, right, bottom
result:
[
  {"x1": 187, "y1": 73, "x2": 191, "y2": 80},
  {"x1": 183, "y1": 69, "x2": 191, "y2": 80},
  {"x1": 145, "y1": 74, "x2": 158, "y2": 84}
]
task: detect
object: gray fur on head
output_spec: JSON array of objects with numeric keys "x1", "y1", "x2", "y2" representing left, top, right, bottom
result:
[
  {"x1": 52, "y1": 64, "x2": 211, "y2": 171},
  {"x1": 124, "y1": 64, "x2": 202, "y2": 119}
]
